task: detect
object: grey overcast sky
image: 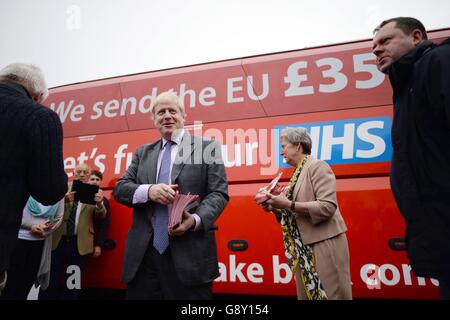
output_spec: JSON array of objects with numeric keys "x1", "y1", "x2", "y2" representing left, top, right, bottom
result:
[{"x1": 0, "y1": 0, "x2": 449, "y2": 88}]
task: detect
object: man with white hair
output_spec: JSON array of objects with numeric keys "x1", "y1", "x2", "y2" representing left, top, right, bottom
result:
[{"x1": 0, "y1": 63, "x2": 68, "y2": 295}]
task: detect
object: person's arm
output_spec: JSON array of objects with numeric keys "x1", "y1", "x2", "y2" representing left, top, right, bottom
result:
[
  {"x1": 95, "y1": 198, "x2": 110, "y2": 247},
  {"x1": 27, "y1": 108, "x2": 68, "y2": 205},
  {"x1": 92, "y1": 189, "x2": 106, "y2": 220},
  {"x1": 94, "y1": 202, "x2": 107, "y2": 220},
  {"x1": 113, "y1": 145, "x2": 177, "y2": 207},
  {"x1": 113, "y1": 146, "x2": 144, "y2": 207},
  {"x1": 191, "y1": 213, "x2": 202, "y2": 231},
  {"x1": 132, "y1": 184, "x2": 152, "y2": 204},
  {"x1": 428, "y1": 43, "x2": 450, "y2": 127},
  {"x1": 298, "y1": 161, "x2": 338, "y2": 224},
  {"x1": 267, "y1": 161, "x2": 338, "y2": 225}
]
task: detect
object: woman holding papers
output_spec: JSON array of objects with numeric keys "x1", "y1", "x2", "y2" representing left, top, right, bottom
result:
[
  {"x1": 259, "y1": 127, "x2": 352, "y2": 300},
  {"x1": 1, "y1": 197, "x2": 64, "y2": 299}
]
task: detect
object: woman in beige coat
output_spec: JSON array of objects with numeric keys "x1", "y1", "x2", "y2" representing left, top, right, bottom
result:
[{"x1": 262, "y1": 127, "x2": 352, "y2": 300}]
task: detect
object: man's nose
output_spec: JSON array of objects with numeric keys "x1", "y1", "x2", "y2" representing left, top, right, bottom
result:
[{"x1": 372, "y1": 44, "x2": 382, "y2": 56}]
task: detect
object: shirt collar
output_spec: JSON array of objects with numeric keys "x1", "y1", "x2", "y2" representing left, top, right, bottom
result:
[
  {"x1": 161, "y1": 128, "x2": 185, "y2": 148},
  {"x1": 0, "y1": 80, "x2": 32, "y2": 99},
  {"x1": 388, "y1": 40, "x2": 435, "y2": 93}
]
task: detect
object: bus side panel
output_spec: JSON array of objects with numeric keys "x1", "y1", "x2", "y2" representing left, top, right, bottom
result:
[
  {"x1": 62, "y1": 105, "x2": 394, "y2": 191},
  {"x1": 242, "y1": 44, "x2": 392, "y2": 117},
  {"x1": 337, "y1": 178, "x2": 439, "y2": 299}
]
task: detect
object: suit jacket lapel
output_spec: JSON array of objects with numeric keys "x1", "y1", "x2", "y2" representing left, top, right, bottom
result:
[
  {"x1": 147, "y1": 140, "x2": 162, "y2": 184},
  {"x1": 78, "y1": 203, "x2": 86, "y2": 223},
  {"x1": 171, "y1": 132, "x2": 195, "y2": 183},
  {"x1": 146, "y1": 139, "x2": 165, "y2": 223},
  {"x1": 291, "y1": 156, "x2": 314, "y2": 201}
]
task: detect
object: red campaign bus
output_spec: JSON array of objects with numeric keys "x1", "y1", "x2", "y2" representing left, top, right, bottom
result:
[{"x1": 46, "y1": 29, "x2": 450, "y2": 299}]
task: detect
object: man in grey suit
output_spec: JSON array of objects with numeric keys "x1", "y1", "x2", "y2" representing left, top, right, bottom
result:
[{"x1": 113, "y1": 91, "x2": 229, "y2": 300}]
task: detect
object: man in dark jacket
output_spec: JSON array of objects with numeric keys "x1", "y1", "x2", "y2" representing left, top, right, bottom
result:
[
  {"x1": 0, "y1": 63, "x2": 68, "y2": 295},
  {"x1": 373, "y1": 17, "x2": 450, "y2": 299}
]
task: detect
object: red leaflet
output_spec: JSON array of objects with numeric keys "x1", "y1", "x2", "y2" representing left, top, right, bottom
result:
[
  {"x1": 254, "y1": 172, "x2": 288, "y2": 204},
  {"x1": 168, "y1": 192, "x2": 200, "y2": 228}
]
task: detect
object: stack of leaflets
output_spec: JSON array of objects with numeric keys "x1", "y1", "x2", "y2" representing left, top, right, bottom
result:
[
  {"x1": 169, "y1": 192, "x2": 200, "y2": 228},
  {"x1": 254, "y1": 172, "x2": 288, "y2": 204}
]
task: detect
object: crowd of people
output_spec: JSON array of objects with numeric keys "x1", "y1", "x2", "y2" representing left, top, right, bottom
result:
[{"x1": 0, "y1": 16, "x2": 449, "y2": 300}]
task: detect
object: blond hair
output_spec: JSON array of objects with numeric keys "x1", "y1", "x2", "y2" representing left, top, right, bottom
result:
[{"x1": 150, "y1": 91, "x2": 185, "y2": 117}]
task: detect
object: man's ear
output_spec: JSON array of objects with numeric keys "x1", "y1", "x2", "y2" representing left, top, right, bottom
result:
[
  {"x1": 32, "y1": 92, "x2": 44, "y2": 103},
  {"x1": 411, "y1": 28, "x2": 425, "y2": 47}
]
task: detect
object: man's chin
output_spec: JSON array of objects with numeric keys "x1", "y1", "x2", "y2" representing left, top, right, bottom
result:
[
  {"x1": 161, "y1": 127, "x2": 183, "y2": 139},
  {"x1": 160, "y1": 131, "x2": 172, "y2": 139},
  {"x1": 378, "y1": 62, "x2": 391, "y2": 74}
]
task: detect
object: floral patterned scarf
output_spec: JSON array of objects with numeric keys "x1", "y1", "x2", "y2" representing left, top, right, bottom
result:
[{"x1": 280, "y1": 155, "x2": 328, "y2": 300}]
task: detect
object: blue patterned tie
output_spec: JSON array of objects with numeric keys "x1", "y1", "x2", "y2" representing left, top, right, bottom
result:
[{"x1": 153, "y1": 140, "x2": 174, "y2": 254}]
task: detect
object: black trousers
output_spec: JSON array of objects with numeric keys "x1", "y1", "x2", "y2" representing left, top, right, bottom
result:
[
  {"x1": 1, "y1": 239, "x2": 44, "y2": 300},
  {"x1": 126, "y1": 241, "x2": 212, "y2": 300}
]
